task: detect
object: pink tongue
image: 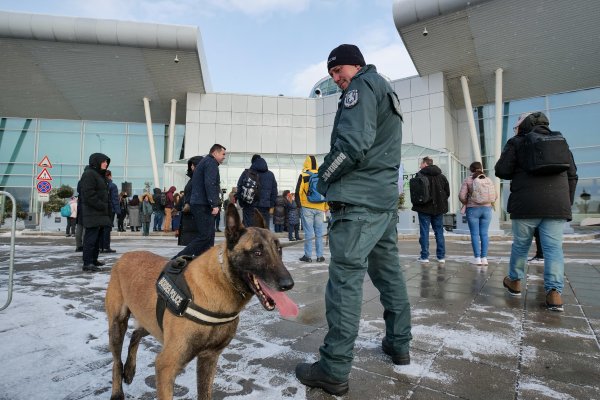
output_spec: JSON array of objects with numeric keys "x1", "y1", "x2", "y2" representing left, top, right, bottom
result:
[{"x1": 258, "y1": 278, "x2": 298, "y2": 318}]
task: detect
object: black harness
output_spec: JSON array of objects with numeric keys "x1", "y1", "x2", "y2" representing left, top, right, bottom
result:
[{"x1": 155, "y1": 256, "x2": 239, "y2": 330}]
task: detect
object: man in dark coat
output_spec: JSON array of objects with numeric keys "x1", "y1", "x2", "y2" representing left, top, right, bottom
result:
[
  {"x1": 173, "y1": 144, "x2": 225, "y2": 258},
  {"x1": 495, "y1": 111, "x2": 578, "y2": 311},
  {"x1": 79, "y1": 152, "x2": 112, "y2": 272},
  {"x1": 236, "y1": 154, "x2": 278, "y2": 228},
  {"x1": 411, "y1": 156, "x2": 450, "y2": 263},
  {"x1": 99, "y1": 169, "x2": 120, "y2": 253}
]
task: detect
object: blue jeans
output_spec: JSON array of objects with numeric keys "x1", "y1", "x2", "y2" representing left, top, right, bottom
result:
[
  {"x1": 508, "y1": 218, "x2": 565, "y2": 293},
  {"x1": 301, "y1": 207, "x2": 324, "y2": 258},
  {"x1": 153, "y1": 211, "x2": 164, "y2": 231},
  {"x1": 466, "y1": 206, "x2": 492, "y2": 258},
  {"x1": 417, "y1": 212, "x2": 445, "y2": 260}
]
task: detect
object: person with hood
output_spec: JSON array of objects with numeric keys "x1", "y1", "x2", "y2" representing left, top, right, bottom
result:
[
  {"x1": 412, "y1": 156, "x2": 450, "y2": 263},
  {"x1": 162, "y1": 185, "x2": 177, "y2": 232},
  {"x1": 177, "y1": 155, "x2": 203, "y2": 247},
  {"x1": 127, "y1": 195, "x2": 141, "y2": 232},
  {"x1": 495, "y1": 111, "x2": 577, "y2": 311},
  {"x1": 100, "y1": 169, "x2": 120, "y2": 253},
  {"x1": 152, "y1": 187, "x2": 164, "y2": 232},
  {"x1": 140, "y1": 193, "x2": 154, "y2": 236},
  {"x1": 65, "y1": 195, "x2": 78, "y2": 237},
  {"x1": 173, "y1": 144, "x2": 226, "y2": 258},
  {"x1": 295, "y1": 44, "x2": 412, "y2": 396},
  {"x1": 236, "y1": 154, "x2": 278, "y2": 228},
  {"x1": 79, "y1": 152, "x2": 112, "y2": 272},
  {"x1": 295, "y1": 155, "x2": 327, "y2": 262}
]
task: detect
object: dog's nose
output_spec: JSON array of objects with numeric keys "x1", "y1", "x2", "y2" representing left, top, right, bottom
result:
[{"x1": 278, "y1": 277, "x2": 294, "y2": 291}]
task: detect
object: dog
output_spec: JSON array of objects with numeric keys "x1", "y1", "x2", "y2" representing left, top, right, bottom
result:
[{"x1": 105, "y1": 204, "x2": 297, "y2": 400}]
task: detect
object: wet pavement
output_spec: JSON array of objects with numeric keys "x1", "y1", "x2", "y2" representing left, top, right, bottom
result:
[{"x1": 0, "y1": 232, "x2": 599, "y2": 399}]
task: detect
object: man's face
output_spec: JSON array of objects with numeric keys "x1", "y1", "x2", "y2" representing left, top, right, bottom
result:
[
  {"x1": 328, "y1": 64, "x2": 361, "y2": 90},
  {"x1": 213, "y1": 149, "x2": 226, "y2": 164}
]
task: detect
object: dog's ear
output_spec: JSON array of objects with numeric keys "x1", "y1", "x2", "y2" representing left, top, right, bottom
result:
[
  {"x1": 225, "y1": 203, "x2": 245, "y2": 249},
  {"x1": 252, "y1": 208, "x2": 267, "y2": 229}
]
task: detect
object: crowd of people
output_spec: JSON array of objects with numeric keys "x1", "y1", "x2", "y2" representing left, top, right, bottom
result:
[{"x1": 65, "y1": 43, "x2": 578, "y2": 397}]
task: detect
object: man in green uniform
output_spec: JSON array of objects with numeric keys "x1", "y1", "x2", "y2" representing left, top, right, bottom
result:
[{"x1": 295, "y1": 44, "x2": 412, "y2": 396}]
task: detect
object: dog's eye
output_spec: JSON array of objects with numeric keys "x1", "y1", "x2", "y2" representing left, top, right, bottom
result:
[{"x1": 254, "y1": 250, "x2": 262, "y2": 256}]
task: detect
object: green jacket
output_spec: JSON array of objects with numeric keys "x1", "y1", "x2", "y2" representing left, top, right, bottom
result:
[{"x1": 317, "y1": 64, "x2": 403, "y2": 211}]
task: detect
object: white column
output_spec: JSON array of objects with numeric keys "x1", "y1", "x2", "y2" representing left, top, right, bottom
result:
[
  {"x1": 167, "y1": 99, "x2": 177, "y2": 163},
  {"x1": 460, "y1": 76, "x2": 481, "y2": 162},
  {"x1": 494, "y1": 68, "x2": 503, "y2": 201},
  {"x1": 143, "y1": 97, "x2": 160, "y2": 189}
]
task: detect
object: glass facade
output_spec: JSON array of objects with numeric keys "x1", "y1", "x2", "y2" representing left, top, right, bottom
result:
[
  {"x1": 475, "y1": 86, "x2": 600, "y2": 223},
  {"x1": 0, "y1": 117, "x2": 185, "y2": 213}
]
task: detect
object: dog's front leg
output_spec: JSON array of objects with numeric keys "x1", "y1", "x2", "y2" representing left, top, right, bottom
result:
[{"x1": 196, "y1": 352, "x2": 221, "y2": 400}]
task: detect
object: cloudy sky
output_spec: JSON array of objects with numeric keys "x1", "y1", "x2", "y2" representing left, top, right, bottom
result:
[{"x1": 1, "y1": 0, "x2": 418, "y2": 97}]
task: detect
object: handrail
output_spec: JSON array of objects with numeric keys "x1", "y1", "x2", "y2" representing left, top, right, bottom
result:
[{"x1": 0, "y1": 191, "x2": 17, "y2": 311}]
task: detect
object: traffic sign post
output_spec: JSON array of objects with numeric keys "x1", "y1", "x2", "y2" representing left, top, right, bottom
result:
[{"x1": 35, "y1": 156, "x2": 53, "y2": 231}]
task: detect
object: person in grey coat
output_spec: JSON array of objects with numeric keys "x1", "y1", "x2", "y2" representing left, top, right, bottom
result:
[{"x1": 127, "y1": 195, "x2": 141, "y2": 232}]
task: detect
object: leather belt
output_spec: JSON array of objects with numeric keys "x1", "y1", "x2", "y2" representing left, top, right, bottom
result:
[{"x1": 328, "y1": 201, "x2": 353, "y2": 212}]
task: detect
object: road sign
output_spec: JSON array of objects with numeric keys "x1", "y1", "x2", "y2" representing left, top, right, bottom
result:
[
  {"x1": 38, "y1": 156, "x2": 53, "y2": 168},
  {"x1": 36, "y1": 168, "x2": 53, "y2": 181},
  {"x1": 37, "y1": 180, "x2": 52, "y2": 193},
  {"x1": 38, "y1": 193, "x2": 49, "y2": 201}
]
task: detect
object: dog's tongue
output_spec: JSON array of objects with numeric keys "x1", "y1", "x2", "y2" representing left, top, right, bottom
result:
[{"x1": 258, "y1": 279, "x2": 298, "y2": 318}]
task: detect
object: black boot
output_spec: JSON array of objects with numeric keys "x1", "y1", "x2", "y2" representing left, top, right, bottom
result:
[{"x1": 295, "y1": 362, "x2": 348, "y2": 396}]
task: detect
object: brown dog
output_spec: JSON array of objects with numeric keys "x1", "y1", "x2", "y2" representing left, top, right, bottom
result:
[{"x1": 105, "y1": 204, "x2": 296, "y2": 400}]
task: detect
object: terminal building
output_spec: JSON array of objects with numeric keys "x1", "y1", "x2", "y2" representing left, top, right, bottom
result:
[{"x1": 1, "y1": 0, "x2": 599, "y2": 228}]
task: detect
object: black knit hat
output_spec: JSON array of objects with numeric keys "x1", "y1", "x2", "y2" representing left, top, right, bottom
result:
[{"x1": 327, "y1": 44, "x2": 366, "y2": 70}]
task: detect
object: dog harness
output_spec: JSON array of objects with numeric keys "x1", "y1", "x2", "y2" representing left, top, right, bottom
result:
[{"x1": 155, "y1": 256, "x2": 239, "y2": 330}]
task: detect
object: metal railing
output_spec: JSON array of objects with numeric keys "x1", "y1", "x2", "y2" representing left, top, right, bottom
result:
[{"x1": 0, "y1": 191, "x2": 16, "y2": 311}]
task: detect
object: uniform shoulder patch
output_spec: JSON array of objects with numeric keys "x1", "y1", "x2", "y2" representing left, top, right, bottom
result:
[{"x1": 343, "y1": 90, "x2": 359, "y2": 108}]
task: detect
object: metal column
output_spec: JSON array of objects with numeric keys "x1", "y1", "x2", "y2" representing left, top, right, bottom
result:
[
  {"x1": 143, "y1": 97, "x2": 161, "y2": 189},
  {"x1": 0, "y1": 191, "x2": 17, "y2": 311}
]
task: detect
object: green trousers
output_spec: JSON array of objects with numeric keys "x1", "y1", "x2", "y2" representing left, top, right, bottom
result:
[{"x1": 319, "y1": 206, "x2": 412, "y2": 381}]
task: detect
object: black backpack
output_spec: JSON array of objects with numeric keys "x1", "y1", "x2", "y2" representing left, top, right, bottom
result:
[
  {"x1": 409, "y1": 173, "x2": 431, "y2": 205},
  {"x1": 238, "y1": 169, "x2": 260, "y2": 205},
  {"x1": 522, "y1": 130, "x2": 571, "y2": 175}
]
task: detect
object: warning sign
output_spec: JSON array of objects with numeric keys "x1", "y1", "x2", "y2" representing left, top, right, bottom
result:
[
  {"x1": 38, "y1": 156, "x2": 53, "y2": 168},
  {"x1": 37, "y1": 180, "x2": 52, "y2": 193},
  {"x1": 37, "y1": 168, "x2": 53, "y2": 181}
]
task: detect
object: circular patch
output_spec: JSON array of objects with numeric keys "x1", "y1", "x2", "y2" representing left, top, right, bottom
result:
[{"x1": 344, "y1": 90, "x2": 359, "y2": 108}]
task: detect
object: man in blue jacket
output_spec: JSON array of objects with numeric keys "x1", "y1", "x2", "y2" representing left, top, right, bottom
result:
[
  {"x1": 100, "y1": 169, "x2": 120, "y2": 253},
  {"x1": 174, "y1": 144, "x2": 226, "y2": 258},
  {"x1": 295, "y1": 44, "x2": 412, "y2": 396}
]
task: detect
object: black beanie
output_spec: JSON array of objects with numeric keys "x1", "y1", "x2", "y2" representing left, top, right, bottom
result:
[{"x1": 327, "y1": 44, "x2": 366, "y2": 70}]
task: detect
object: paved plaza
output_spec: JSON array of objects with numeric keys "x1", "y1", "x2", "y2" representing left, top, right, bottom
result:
[{"x1": 1, "y1": 231, "x2": 599, "y2": 399}]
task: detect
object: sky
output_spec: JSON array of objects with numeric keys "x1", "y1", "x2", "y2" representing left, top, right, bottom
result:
[{"x1": 0, "y1": 0, "x2": 418, "y2": 97}]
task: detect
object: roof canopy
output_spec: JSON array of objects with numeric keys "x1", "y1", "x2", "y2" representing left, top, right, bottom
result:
[
  {"x1": 0, "y1": 11, "x2": 211, "y2": 124},
  {"x1": 393, "y1": 0, "x2": 600, "y2": 108}
]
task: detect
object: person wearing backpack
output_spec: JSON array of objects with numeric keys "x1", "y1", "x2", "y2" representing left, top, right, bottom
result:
[
  {"x1": 295, "y1": 155, "x2": 327, "y2": 262},
  {"x1": 64, "y1": 196, "x2": 78, "y2": 237},
  {"x1": 236, "y1": 154, "x2": 278, "y2": 228},
  {"x1": 459, "y1": 161, "x2": 497, "y2": 266},
  {"x1": 411, "y1": 156, "x2": 450, "y2": 264},
  {"x1": 495, "y1": 111, "x2": 578, "y2": 312}
]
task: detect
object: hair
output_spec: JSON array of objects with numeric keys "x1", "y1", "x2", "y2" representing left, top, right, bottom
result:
[
  {"x1": 105, "y1": 169, "x2": 112, "y2": 177},
  {"x1": 209, "y1": 144, "x2": 226, "y2": 154},
  {"x1": 251, "y1": 154, "x2": 261, "y2": 163},
  {"x1": 469, "y1": 161, "x2": 484, "y2": 179},
  {"x1": 422, "y1": 156, "x2": 433, "y2": 166}
]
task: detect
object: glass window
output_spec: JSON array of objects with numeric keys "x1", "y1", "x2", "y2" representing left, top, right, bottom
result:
[
  {"x1": 549, "y1": 103, "x2": 600, "y2": 148},
  {"x1": 85, "y1": 121, "x2": 126, "y2": 134},
  {"x1": 505, "y1": 97, "x2": 546, "y2": 117},
  {"x1": 83, "y1": 133, "x2": 126, "y2": 165},
  {"x1": 548, "y1": 87, "x2": 600, "y2": 109},
  {"x1": 0, "y1": 174, "x2": 33, "y2": 187},
  {"x1": 127, "y1": 135, "x2": 163, "y2": 166},
  {"x1": 0, "y1": 128, "x2": 36, "y2": 164},
  {"x1": 39, "y1": 119, "x2": 81, "y2": 132},
  {"x1": 0, "y1": 117, "x2": 34, "y2": 131},
  {"x1": 38, "y1": 130, "x2": 81, "y2": 165},
  {"x1": 571, "y1": 147, "x2": 600, "y2": 164},
  {"x1": 572, "y1": 162, "x2": 600, "y2": 180}
]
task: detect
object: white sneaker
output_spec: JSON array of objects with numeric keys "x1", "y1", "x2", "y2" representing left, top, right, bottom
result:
[
  {"x1": 437, "y1": 258, "x2": 446, "y2": 264},
  {"x1": 470, "y1": 257, "x2": 482, "y2": 265},
  {"x1": 417, "y1": 257, "x2": 429, "y2": 263},
  {"x1": 481, "y1": 257, "x2": 488, "y2": 265}
]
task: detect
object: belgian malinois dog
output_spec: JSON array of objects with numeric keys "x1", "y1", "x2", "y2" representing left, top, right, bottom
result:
[{"x1": 105, "y1": 204, "x2": 297, "y2": 400}]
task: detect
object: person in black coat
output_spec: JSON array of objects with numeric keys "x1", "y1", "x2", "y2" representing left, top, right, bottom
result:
[
  {"x1": 236, "y1": 154, "x2": 278, "y2": 228},
  {"x1": 495, "y1": 111, "x2": 578, "y2": 311},
  {"x1": 411, "y1": 156, "x2": 450, "y2": 263},
  {"x1": 79, "y1": 152, "x2": 112, "y2": 272},
  {"x1": 177, "y1": 155, "x2": 203, "y2": 248}
]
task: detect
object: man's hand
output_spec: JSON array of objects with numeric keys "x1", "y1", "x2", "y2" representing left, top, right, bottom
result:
[
  {"x1": 211, "y1": 207, "x2": 219, "y2": 215},
  {"x1": 182, "y1": 203, "x2": 190, "y2": 213}
]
